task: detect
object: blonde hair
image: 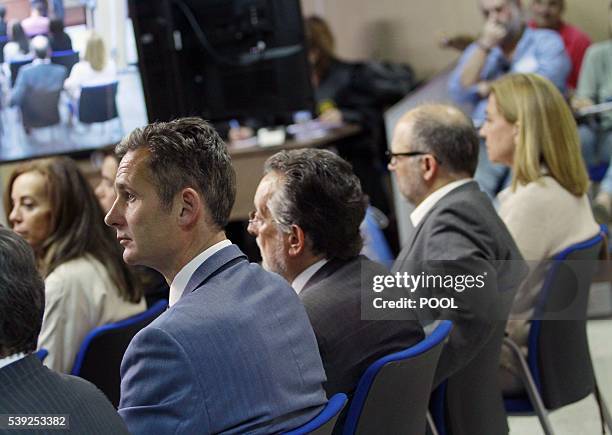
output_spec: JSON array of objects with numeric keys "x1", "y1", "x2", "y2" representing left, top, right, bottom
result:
[
  {"x1": 490, "y1": 73, "x2": 589, "y2": 196},
  {"x1": 84, "y1": 32, "x2": 107, "y2": 71}
]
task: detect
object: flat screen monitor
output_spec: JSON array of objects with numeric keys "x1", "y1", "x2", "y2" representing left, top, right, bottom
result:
[{"x1": 129, "y1": 0, "x2": 314, "y2": 125}]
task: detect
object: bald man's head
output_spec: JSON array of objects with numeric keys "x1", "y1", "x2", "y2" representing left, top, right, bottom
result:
[{"x1": 396, "y1": 104, "x2": 479, "y2": 177}]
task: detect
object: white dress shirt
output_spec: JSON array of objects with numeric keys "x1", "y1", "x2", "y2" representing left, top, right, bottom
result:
[
  {"x1": 0, "y1": 352, "x2": 26, "y2": 370},
  {"x1": 169, "y1": 239, "x2": 232, "y2": 306},
  {"x1": 410, "y1": 179, "x2": 472, "y2": 227},
  {"x1": 291, "y1": 258, "x2": 328, "y2": 295}
]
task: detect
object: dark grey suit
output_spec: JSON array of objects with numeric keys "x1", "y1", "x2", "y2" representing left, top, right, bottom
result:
[
  {"x1": 301, "y1": 255, "x2": 425, "y2": 397},
  {"x1": 0, "y1": 354, "x2": 128, "y2": 435},
  {"x1": 392, "y1": 181, "x2": 525, "y2": 435}
]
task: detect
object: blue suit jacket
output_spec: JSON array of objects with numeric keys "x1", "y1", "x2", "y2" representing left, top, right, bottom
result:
[
  {"x1": 9, "y1": 61, "x2": 67, "y2": 107},
  {"x1": 118, "y1": 244, "x2": 327, "y2": 434}
]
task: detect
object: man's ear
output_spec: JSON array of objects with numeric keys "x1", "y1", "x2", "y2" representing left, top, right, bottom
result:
[
  {"x1": 177, "y1": 188, "x2": 201, "y2": 228},
  {"x1": 287, "y1": 224, "x2": 306, "y2": 258},
  {"x1": 421, "y1": 155, "x2": 439, "y2": 182}
]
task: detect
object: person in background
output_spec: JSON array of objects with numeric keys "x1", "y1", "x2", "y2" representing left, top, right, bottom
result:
[
  {"x1": 0, "y1": 6, "x2": 8, "y2": 37},
  {"x1": 572, "y1": 0, "x2": 612, "y2": 223},
  {"x1": 21, "y1": 1, "x2": 50, "y2": 37},
  {"x1": 3, "y1": 157, "x2": 145, "y2": 373},
  {"x1": 479, "y1": 73, "x2": 599, "y2": 393},
  {"x1": 304, "y1": 15, "x2": 391, "y2": 215},
  {"x1": 448, "y1": 0, "x2": 570, "y2": 198},
  {"x1": 3, "y1": 21, "x2": 31, "y2": 65},
  {"x1": 0, "y1": 227, "x2": 130, "y2": 434},
  {"x1": 48, "y1": 18, "x2": 72, "y2": 52},
  {"x1": 64, "y1": 31, "x2": 116, "y2": 100},
  {"x1": 528, "y1": 0, "x2": 591, "y2": 90}
]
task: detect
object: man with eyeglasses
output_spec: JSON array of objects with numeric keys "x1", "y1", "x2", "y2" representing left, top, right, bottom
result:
[
  {"x1": 247, "y1": 148, "x2": 424, "y2": 405},
  {"x1": 448, "y1": 0, "x2": 570, "y2": 197},
  {"x1": 389, "y1": 104, "x2": 525, "y2": 435}
]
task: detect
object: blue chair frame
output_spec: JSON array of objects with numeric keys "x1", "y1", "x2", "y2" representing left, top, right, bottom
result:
[
  {"x1": 51, "y1": 50, "x2": 79, "y2": 75},
  {"x1": 70, "y1": 299, "x2": 167, "y2": 407},
  {"x1": 504, "y1": 230, "x2": 612, "y2": 435},
  {"x1": 342, "y1": 320, "x2": 453, "y2": 435},
  {"x1": 35, "y1": 348, "x2": 48, "y2": 362},
  {"x1": 283, "y1": 393, "x2": 348, "y2": 435}
]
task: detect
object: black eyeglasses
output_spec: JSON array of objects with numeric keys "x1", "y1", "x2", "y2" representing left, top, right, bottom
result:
[{"x1": 385, "y1": 150, "x2": 442, "y2": 164}]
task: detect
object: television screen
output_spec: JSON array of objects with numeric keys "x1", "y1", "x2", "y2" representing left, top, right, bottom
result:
[
  {"x1": 129, "y1": 0, "x2": 314, "y2": 126},
  {"x1": 0, "y1": 11, "x2": 148, "y2": 164}
]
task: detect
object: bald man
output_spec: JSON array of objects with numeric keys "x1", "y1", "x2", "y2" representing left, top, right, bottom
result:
[{"x1": 388, "y1": 104, "x2": 525, "y2": 434}]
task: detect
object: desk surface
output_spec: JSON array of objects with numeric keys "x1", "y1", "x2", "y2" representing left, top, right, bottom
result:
[{"x1": 229, "y1": 123, "x2": 361, "y2": 221}]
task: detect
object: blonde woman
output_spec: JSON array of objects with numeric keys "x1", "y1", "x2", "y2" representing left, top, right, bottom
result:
[
  {"x1": 64, "y1": 31, "x2": 117, "y2": 100},
  {"x1": 479, "y1": 72, "x2": 599, "y2": 393}
]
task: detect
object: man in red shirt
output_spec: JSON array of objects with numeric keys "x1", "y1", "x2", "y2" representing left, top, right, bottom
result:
[{"x1": 528, "y1": 0, "x2": 591, "y2": 90}]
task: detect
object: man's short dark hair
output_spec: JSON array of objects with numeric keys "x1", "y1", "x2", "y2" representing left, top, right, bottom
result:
[
  {"x1": 0, "y1": 6, "x2": 6, "y2": 19},
  {"x1": 0, "y1": 227, "x2": 45, "y2": 357},
  {"x1": 116, "y1": 117, "x2": 236, "y2": 229},
  {"x1": 264, "y1": 148, "x2": 367, "y2": 259},
  {"x1": 410, "y1": 105, "x2": 480, "y2": 177}
]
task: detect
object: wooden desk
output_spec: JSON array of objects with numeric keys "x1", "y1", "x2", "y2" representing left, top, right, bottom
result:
[
  {"x1": 229, "y1": 124, "x2": 360, "y2": 221},
  {"x1": 0, "y1": 124, "x2": 360, "y2": 225}
]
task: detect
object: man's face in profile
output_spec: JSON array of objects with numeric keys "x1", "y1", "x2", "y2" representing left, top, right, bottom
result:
[
  {"x1": 104, "y1": 148, "x2": 178, "y2": 272},
  {"x1": 248, "y1": 173, "x2": 289, "y2": 279}
]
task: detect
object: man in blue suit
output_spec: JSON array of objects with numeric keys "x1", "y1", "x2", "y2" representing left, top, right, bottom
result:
[
  {"x1": 9, "y1": 35, "x2": 66, "y2": 132},
  {"x1": 104, "y1": 118, "x2": 327, "y2": 435}
]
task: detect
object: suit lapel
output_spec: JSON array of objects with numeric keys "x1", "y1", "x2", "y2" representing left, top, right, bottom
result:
[
  {"x1": 181, "y1": 245, "x2": 247, "y2": 298},
  {"x1": 394, "y1": 181, "x2": 479, "y2": 271}
]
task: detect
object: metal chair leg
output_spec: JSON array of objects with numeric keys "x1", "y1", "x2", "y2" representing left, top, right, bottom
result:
[
  {"x1": 426, "y1": 411, "x2": 440, "y2": 435},
  {"x1": 504, "y1": 337, "x2": 555, "y2": 435}
]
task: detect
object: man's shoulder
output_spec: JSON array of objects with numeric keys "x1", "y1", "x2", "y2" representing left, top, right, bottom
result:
[{"x1": 559, "y1": 21, "x2": 591, "y2": 44}]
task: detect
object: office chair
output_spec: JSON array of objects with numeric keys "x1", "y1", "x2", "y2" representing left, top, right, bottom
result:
[
  {"x1": 503, "y1": 229, "x2": 611, "y2": 435},
  {"x1": 51, "y1": 50, "x2": 79, "y2": 75},
  {"x1": 20, "y1": 88, "x2": 62, "y2": 131},
  {"x1": 35, "y1": 348, "x2": 48, "y2": 362},
  {"x1": 283, "y1": 393, "x2": 348, "y2": 435},
  {"x1": 70, "y1": 299, "x2": 168, "y2": 407},
  {"x1": 342, "y1": 320, "x2": 453, "y2": 435},
  {"x1": 77, "y1": 81, "x2": 121, "y2": 135}
]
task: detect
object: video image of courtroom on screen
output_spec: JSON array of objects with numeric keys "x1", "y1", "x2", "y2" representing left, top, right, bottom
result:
[{"x1": 0, "y1": 0, "x2": 147, "y2": 164}]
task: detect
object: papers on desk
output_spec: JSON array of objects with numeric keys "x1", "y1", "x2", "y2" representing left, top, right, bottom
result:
[{"x1": 575, "y1": 102, "x2": 612, "y2": 117}]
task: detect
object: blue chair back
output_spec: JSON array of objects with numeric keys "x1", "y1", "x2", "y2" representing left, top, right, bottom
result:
[
  {"x1": 360, "y1": 206, "x2": 394, "y2": 269},
  {"x1": 35, "y1": 348, "x2": 49, "y2": 362},
  {"x1": 505, "y1": 230, "x2": 605, "y2": 413},
  {"x1": 78, "y1": 81, "x2": 119, "y2": 124},
  {"x1": 342, "y1": 320, "x2": 453, "y2": 435},
  {"x1": 283, "y1": 393, "x2": 348, "y2": 435},
  {"x1": 51, "y1": 50, "x2": 79, "y2": 74},
  {"x1": 0, "y1": 35, "x2": 9, "y2": 64},
  {"x1": 70, "y1": 299, "x2": 167, "y2": 407}
]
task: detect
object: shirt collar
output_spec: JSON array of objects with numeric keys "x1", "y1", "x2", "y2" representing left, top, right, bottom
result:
[
  {"x1": 32, "y1": 58, "x2": 51, "y2": 66},
  {"x1": 169, "y1": 239, "x2": 232, "y2": 306},
  {"x1": 410, "y1": 179, "x2": 472, "y2": 227},
  {"x1": 292, "y1": 258, "x2": 328, "y2": 295},
  {"x1": 0, "y1": 352, "x2": 27, "y2": 370}
]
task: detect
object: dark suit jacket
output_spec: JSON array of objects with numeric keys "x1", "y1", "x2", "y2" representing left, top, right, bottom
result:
[
  {"x1": 392, "y1": 181, "x2": 525, "y2": 435},
  {"x1": 119, "y1": 244, "x2": 327, "y2": 435},
  {"x1": 0, "y1": 354, "x2": 128, "y2": 435},
  {"x1": 301, "y1": 255, "x2": 425, "y2": 398}
]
